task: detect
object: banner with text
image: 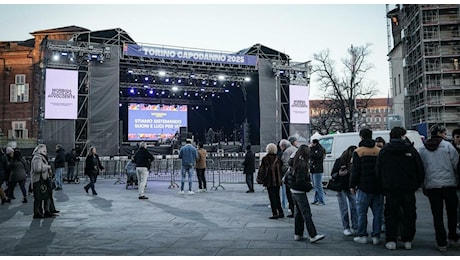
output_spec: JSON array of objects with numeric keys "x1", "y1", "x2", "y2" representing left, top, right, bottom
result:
[
  {"x1": 45, "y1": 68, "x2": 78, "y2": 119},
  {"x1": 128, "y1": 103, "x2": 188, "y2": 141},
  {"x1": 289, "y1": 85, "x2": 310, "y2": 124},
  {"x1": 123, "y1": 43, "x2": 258, "y2": 66}
]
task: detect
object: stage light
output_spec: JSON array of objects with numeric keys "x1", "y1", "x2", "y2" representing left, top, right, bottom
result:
[
  {"x1": 184, "y1": 91, "x2": 188, "y2": 96},
  {"x1": 61, "y1": 52, "x2": 68, "y2": 56},
  {"x1": 143, "y1": 85, "x2": 149, "y2": 88},
  {"x1": 144, "y1": 76, "x2": 149, "y2": 82},
  {"x1": 127, "y1": 69, "x2": 134, "y2": 74},
  {"x1": 200, "y1": 88, "x2": 205, "y2": 92},
  {"x1": 195, "y1": 106, "x2": 199, "y2": 109},
  {"x1": 161, "y1": 91, "x2": 165, "y2": 95},
  {"x1": 211, "y1": 93, "x2": 215, "y2": 97},
  {"x1": 224, "y1": 89, "x2": 229, "y2": 93},
  {"x1": 171, "y1": 86, "x2": 178, "y2": 91},
  {"x1": 130, "y1": 88, "x2": 135, "y2": 94},
  {"x1": 190, "y1": 74, "x2": 195, "y2": 78},
  {"x1": 177, "y1": 79, "x2": 182, "y2": 84},
  {"x1": 201, "y1": 80, "x2": 206, "y2": 85},
  {"x1": 52, "y1": 53, "x2": 60, "y2": 61},
  {"x1": 97, "y1": 55, "x2": 104, "y2": 63},
  {"x1": 231, "y1": 82, "x2": 235, "y2": 87},
  {"x1": 218, "y1": 75, "x2": 225, "y2": 81},
  {"x1": 244, "y1": 77, "x2": 251, "y2": 82},
  {"x1": 165, "y1": 78, "x2": 170, "y2": 83},
  {"x1": 149, "y1": 89, "x2": 154, "y2": 95},
  {"x1": 195, "y1": 92, "x2": 199, "y2": 96},
  {"x1": 213, "y1": 81, "x2": 217, "y2": 86},
  {"x1": 159, "y1": 71, "x2": 166, "y2": 76},
  {"x1": 91, "y1": 54, "x2": 98, "y2": 59}
]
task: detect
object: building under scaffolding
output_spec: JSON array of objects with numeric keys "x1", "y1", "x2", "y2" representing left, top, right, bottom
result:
[{"x1": 387, "y1": 4, "x2": 460, "y2": 137}]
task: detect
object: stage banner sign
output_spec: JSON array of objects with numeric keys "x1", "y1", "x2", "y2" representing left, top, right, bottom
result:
[
  {"x1": 123, "y1": 43, "x2": 258, "y2": 66},
  {"x1": 44, "y1": 68, "x2": 78, "y2": 119},
  {"x1": 289, "y1": 84, "x2": 310, "y2": 124}
]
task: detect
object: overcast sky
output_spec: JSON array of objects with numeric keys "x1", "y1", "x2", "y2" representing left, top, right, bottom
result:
[{"x1": 0, "y1": 3, "x2": 396, "y2": 99}]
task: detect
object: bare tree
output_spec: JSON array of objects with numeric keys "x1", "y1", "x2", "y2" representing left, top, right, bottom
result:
[{"x1": 312, "y1": 43, "x2": 378, "y2": 132}]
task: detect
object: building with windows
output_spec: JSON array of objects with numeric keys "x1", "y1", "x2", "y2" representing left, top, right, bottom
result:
[
  {"x1": 387, "y1": 4, "x2": 460, "y2": 138},
  {"x1": 309, "y1": 97, "x2": 392, "y2": 134},
  {"x1": 0, "y1": 26, "x2": 88, "y2": 148}
]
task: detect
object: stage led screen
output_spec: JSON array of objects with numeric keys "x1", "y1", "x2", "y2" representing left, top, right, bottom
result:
[
  {"x1": 44, "y1": 68, "x2": 78, "y2": 119},
  {"x1": 128, "y1": 103, "x2": 188, "y2": 141},
  {"x1": 289, "y1": 84, "x2": 310, "y2": 124}
]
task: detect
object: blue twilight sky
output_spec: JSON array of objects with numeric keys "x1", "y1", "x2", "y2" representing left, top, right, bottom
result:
[{"x1": 0, "y1": 3, "x2": 397, "y2": 99}]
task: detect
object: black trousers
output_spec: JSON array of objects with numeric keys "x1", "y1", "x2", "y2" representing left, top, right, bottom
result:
[
  {"x1": 426, "y1": 187, "x2": 459, "y2": 246},
  {"x1": 196, "y1": 168, "x2": 207, "y2": 190},
  {"x1": 267, "y1": 186, "x2": 284, "y2": 216},
  {"x1": 384, "y1": 192, "x2": 416, "y2": 243}
]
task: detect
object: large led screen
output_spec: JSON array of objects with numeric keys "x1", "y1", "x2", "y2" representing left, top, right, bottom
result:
[
  {"x1": 44, "y1": 68, "x2": 78, "y2": 119},
  {"x1": 289, "y1": 84, "x2": 310, "y2": 124},
  {"x1": 128, "y1": 103, "x2": 188, "y2": 141}
]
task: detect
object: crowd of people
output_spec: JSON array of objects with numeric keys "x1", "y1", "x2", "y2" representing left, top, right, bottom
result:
[{"x1": 1, "y1": 124, "x2": 460, "y2": 252}]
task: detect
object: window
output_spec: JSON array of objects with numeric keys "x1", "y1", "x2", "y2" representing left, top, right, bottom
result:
[
  {"x1": 8, "y1": 121, "x2": 28, "y2": 139},
  {"x1": 10, "y1": 74, "x2": 29, "y2": 103}
]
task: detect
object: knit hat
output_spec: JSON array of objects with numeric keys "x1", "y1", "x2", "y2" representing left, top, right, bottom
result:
[
  {"x1": 288, "y1": 136, "x2": 297, "y2": 144},
  {"x1": 5, "y1": 147, "x2": 14, "y2": 155}
]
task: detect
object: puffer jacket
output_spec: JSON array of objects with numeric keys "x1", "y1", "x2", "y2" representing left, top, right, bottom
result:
[
  {"x1": 419, "y1": 136, "x2": 459, "y2": 189},
  {"x1": 350, "y1": 139, "x2": 382, "y2": 194},
  {"x1": 9, "y1": 158, "x2": 28, "y2": 182},
  {"x1": 289, "y1": 157, "x2": 312, "y2": 192},
  {"x1": 375, "y1": 138, "x2": 425, "y2": 193}
]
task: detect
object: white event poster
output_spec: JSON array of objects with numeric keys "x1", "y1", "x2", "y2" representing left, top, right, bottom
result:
[
  {"x1": 45, "y1": 68, "x2": 78, "y2": 119},
  {"x1": 289, "y1": 84, "x2": 310, "y2": 124}
]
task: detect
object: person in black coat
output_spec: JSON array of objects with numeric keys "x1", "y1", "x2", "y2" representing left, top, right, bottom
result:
[
  {"x1": 83, "y1": 146, "x2": 104, "y2": 195},
  {"x1": 242, "y1": 145, "x2": 255, "y2": 193},
  {"x1": 376, "y1": 127, "x2": 425, "y2": 250},
  {"x1": 330, "y1": 145, "x2": 358, "y2": 236},
  {"x1": 0, "y1": 148, "x2": 10, "y2": 204},
  {"x1": 289, "y1": 144, "x2": 325, "y2": 243},
  {"x1": 309, "y1": 139, "x2": 326, "y2": 205}
]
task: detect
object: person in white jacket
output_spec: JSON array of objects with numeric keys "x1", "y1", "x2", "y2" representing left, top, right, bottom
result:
[{"x1": 419, "y1": 124, "x2": 459, "y2": 252}]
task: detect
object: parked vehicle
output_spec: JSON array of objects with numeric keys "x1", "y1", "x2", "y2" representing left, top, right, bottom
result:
[{"x1": 316, "y1": 130, "x2": 424, "y2": 183}]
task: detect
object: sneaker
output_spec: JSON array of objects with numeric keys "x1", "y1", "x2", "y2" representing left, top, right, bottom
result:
[
  {"x1": 188, "y1": 191, "x2": 195, "y2": 195},
  {"x1": 403, "y1": 241, "x2": 412, "y2": 250},
  {"x1": 437, "y1": 245, "x2": 447, "y2": 252},
  {"x1": 310, "y1": 234, "x2": 325, "y2": 243},
  {"x1": 372, "y1": 237, "x2": 380, "y2": 245},
  {"x1": 178, "y1": 190, "x2": 185, "y2": 195},
  {"x1": 343, "y1": 229, "x2": 353, "y2": 236},
  {"x1": 353, "y1": 236, "x2": 369, "y2": 244},
  {"x1": 138, "y1": 196, "x2": 149, "y2": 199},
  {"x1": 311, "y1": 201, "x2": 319, "y2": 205},
  {"x1": 385, "y1": 241, "x2": 396, "y2": 250},
  {"x1": 294, "y1": 235, "x2": 305, "y2": 241},
  {"x1": 448, "y1": 239, "x2": 460, "y2": 248}
]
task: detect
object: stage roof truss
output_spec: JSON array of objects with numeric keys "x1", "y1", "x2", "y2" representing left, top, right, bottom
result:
[{"x1": 120, "y1": 82, "x2": 228, "y2": 93}]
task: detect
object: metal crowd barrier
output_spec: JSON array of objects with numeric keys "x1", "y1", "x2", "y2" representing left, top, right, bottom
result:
[{"x1": 46, "y1": 155, "x2": 334, "y2": 189}]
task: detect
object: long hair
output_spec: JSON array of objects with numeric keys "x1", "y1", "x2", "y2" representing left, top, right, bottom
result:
[
  {"x1": 87, "y1": 146, "x2": 96, "y2": 157},
  {"x1": 339, "y1": 145, "x2": 357, "y2": 169},
  {"x1": 293, "y1": 144, "x2": 310, "y2": 170}
]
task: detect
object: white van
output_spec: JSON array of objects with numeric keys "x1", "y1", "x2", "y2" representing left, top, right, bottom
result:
[{"x1": 316, "y1": 130, "x2": 424, "y2": 183}]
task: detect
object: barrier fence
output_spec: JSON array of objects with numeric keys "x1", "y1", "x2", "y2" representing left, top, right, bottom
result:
[{"x1": 49, "y1": 155, "x2": 335, "y2": 189}]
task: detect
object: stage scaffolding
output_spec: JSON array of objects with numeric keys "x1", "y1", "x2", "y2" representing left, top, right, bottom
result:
[{"x1": 42, "y1": 28, "x2": 312, "y2": 155}]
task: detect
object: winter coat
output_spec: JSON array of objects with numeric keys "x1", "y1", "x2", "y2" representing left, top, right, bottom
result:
[
  {"x1": 242, "y1": 150, "x2": 255, "y2": 174},
  {"x1": 55, "y1": 147, "x2": 66, "y2": 168},
  {"x1": 375, "y1": 138, "x2": 425, "y2": 193},
  {"x1": 31, "y1": 153, "x2": 52, "y2": 183},
  {"x1": 257, "y1": 153, "x2": 282, "y2": 187},
  {"x1": 309, "y1": 145, "x2": 325, "y2": 173},
  {"x1": 330, "y1": 157, "x2": 352, "y2": 191},
  {"x1": 350, "y1": 139, "x2": 382, "y2": 194},
  {"x1": 281, "y1": 145, "x2": 297, "y2": 175},
  {"x1": 9, "y1": 158, "x2": 28, "y2": 182},
  {"x1": 196, "y1": 148, "x2": 207, "y2": 169},
  {"x1": 0, "y1": 152, "x2": 8, "y2": 182},
  {"x1": 289, "y1": 157, "x2": 312, "y2": 192},
  {"x1": 419, "y1": 136, "x2": 459, "y2": 189},
  {"x1": 133, "y1": 147, "x2": 154, "y2": 169},
  {"x1": 65, "y1": 152, "x2": 78, "y2": 167},
  {"x1": 84, "y1": 154, "x2": 104, "y2": 176}
]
